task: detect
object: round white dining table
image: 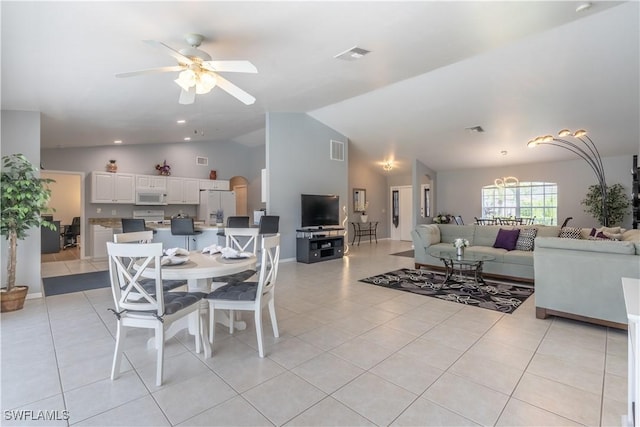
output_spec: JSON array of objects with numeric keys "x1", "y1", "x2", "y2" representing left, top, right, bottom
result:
[{"x1": 137, "y1": 251, "x2": 257, "y2": 351}]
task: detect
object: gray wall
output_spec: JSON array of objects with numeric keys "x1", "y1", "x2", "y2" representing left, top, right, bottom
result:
[
  {"x1": 1, "y1": 110, "x2": 43, "y2": 296},
  {"x1": 348, "y1": 143, "x2": 389, "y2": 240},
  {"x1": 266, "y1": 113, "x2": 348, "y2": 260},
  {"x1": 413, "y1": 159, "x2": 437, "y2": 227},
  {"x1": 435, "y1": 155, "x2": 637, "y2": 229}
]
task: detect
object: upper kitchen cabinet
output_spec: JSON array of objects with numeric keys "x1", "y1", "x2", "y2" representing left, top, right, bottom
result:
[
  {"x1": 136, "y1": 174, "x2": 167, "y2": 191},
  {"x1": 91, "y1": 172, "x2": 135, "y2": 204},
  {"x1": 200, "y1": 179, "x2": 230, "y2": 191},
  {"x1": 166, "y1": 177, "x2": 200, "y2": 204}
]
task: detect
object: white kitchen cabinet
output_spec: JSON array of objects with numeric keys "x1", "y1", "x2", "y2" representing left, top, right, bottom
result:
[
  {"x1": 92, "y1": 225, "x2": 114, "y2": 259},
  {"x1": 167, "y1": 177, "x2": 200, "y2": 204},
  {"x1": 199, "y1": 179, "x2": 230, "y2": 191},
  {"x1": 91, "y1": 172, "x2": 135, "y2": 203},
  {"x1": 136, "y1": 174, "x2": 167, "y2": 191}
]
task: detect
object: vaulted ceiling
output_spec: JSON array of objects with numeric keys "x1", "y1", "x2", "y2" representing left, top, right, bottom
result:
[{"x1": 2, "y1": 1, "x2": 638, "y2": 173}]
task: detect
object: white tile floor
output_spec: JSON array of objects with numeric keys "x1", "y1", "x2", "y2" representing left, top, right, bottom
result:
[{"x1": 2, "y1": 240, "x2": 628, "y2": 426}]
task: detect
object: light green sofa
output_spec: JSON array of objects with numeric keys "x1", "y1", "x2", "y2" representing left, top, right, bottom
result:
[
  {"x1": 534, "y1": 232, "x2": 640, "y2": 329},
  {"x1": 411, "y1": 224, "x2": 561, "y2": 283}
]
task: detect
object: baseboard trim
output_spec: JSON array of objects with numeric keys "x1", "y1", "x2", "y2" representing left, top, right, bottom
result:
[{"x1": 536, "y1": 306, "x2": 627, "y2": 330}]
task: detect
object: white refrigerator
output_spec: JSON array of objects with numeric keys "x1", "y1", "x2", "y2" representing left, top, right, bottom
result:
[{"x1": 197, "y1": 190, "x2": 236, "y2": 225}]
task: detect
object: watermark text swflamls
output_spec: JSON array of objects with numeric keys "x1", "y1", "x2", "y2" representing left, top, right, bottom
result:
[{"x1": 4, "y1": 410, "x2": 70, "y2": 421}]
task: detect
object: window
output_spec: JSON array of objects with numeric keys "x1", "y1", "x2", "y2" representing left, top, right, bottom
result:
[{"x1": 481, "y1": 182, "x2": 558, "y2": 225}]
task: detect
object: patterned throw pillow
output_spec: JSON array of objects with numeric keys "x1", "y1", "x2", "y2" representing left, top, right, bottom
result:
[
  {"x1": 559, "y1": 227, "x2": 582, "y2": 239},
  {"x1": 515, "y1": 228, "x2": 537, "y2": 251}
]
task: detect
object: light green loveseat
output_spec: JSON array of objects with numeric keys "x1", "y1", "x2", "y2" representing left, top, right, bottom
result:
[
  {"x1": 534, "y1": 232, "x2": 640, "y2": 328},
  {"x1": 411, "y1": 224, "x2": 561, "y2": 283}
]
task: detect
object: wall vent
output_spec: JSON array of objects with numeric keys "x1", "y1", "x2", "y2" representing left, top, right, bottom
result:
[
  {"x1": 196, "y1": 156, "x2": 208, "y2": 166},
  {"x1": 330, "y1": 140, "x2": 344, "y2": 161}
]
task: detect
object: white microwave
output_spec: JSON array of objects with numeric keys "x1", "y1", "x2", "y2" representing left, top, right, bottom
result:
[{"x1": 135, "y1": 191, "x2": 167, "y2": 205}]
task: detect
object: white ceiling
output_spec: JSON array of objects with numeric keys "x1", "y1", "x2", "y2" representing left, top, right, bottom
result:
[{"x1": 2, "y1": 1, "x2": 638, "y2": 173}]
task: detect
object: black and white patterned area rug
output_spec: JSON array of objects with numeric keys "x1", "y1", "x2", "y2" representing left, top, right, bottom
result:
[{"x1": 359, "y1": 268, "x2": 533, "y2": 314}]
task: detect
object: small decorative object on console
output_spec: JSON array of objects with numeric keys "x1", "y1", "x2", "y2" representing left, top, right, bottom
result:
[
  {"x1": 155, "y1": 160, "x2": 171, "y2": 176},
  {"x1": 434, "y1": 213, "x2": 452, "y2": 224},
  {"x1": 209, "y1": 170, "x2": 217, "y2": 180},
  {"x1": 106, "y1": 160, "x2": 117, "y2": 173}
]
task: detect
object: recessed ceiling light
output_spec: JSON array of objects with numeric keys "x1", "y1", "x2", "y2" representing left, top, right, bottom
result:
[
  {"x1": 183, "y1": 137, "x2": 191, "y2": 141},
  {"x1": 335, "y1": 46, "x2": 371, "y2": 61},
  {"x1": 576, "y1": 2, "x2": 592, "y2": 12},
  {"x1": 177, "y1": 119, "x2": 186, "y2": 124},
  {"x1": 114, "y1": 140, "x2": 122, "y2": 144}
]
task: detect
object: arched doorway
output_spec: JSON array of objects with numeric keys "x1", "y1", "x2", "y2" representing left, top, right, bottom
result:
[{"x1": 229, "y1": 176, "x2": 248, "y2": 216}]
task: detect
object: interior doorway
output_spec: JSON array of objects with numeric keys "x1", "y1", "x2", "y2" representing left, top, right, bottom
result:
[
  {"x1": 229, "y1": 176, "x2": 249, "y2": 216},
  {"x1": 40, "y1": 171, "x2": 86, "y2": 261},
  {"x1": 390, "y1": 185, "x2": 413, "y2": 241}
]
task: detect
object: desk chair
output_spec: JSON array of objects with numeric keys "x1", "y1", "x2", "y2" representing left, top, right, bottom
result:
[
  {"x1": 62, "y1": 217, "x2": 81, "y2": 249},
  {"x1": 106, "y1": 241, "x2": 209, "y2": 386},
  {"x1": 170, "y1": 218, "x2": 202, "y2": 250},
  {"x1": 207, "y1": 234, "x2": 281, "y2": 357}
]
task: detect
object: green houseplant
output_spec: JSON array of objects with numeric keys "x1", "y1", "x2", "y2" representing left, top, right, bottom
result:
[
  {"x1": 581, "y1": 183, "x2": 630, "y2": 227},
  {"x1": 1, "y1": 154, "x2": 55, "y2": 312}
]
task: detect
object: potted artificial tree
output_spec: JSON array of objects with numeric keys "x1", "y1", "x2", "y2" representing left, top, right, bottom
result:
[
  {"x1": 582, "y1": 183, "x2": 630, "y2": 227},
  {"x1": 1, "y1": 154, "x2": 55, "y2": 312}
]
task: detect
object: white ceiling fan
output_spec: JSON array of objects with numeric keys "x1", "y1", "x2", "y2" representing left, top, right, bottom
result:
[{"x1": 116, "y1": 33, "x2": 257, "y2": 105}]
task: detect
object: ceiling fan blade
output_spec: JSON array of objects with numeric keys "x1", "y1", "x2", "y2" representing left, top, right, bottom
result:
[
  {"x1": 115, "y1": 65, "x2": 185, "y2": 78},
  {"x1": 213, "y1": 74, "x2": 256, "y2": 105},
  {"x1": 202, "y1": 60, "x2": 258, "y2": 73},
  {"x1": 143, "y1": 40, "x2": 193, "y2": 65},
  {"x1": 178, "y1": 87, "x2": 196, "y2": 105}
]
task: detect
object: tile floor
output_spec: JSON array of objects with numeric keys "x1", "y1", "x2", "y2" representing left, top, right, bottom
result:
[{"x1": 2, "y1": 240, "x2": 629, "y2": 426}]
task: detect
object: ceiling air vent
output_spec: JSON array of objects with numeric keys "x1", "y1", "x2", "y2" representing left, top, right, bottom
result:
[
  {"x1": 465, "y1": 126, "x2": 485, "y2": 133},
  {"x1": 330, "y1": 140, "x2": 345, "y2": 161},
  {"x1": 335, "y1": 46, "x2": 371, "y2": 61}
]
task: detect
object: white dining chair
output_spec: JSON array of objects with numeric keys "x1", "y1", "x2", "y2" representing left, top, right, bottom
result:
[
  {"x1": 207, "y1": 234, "x2": 280, "y2": 357},
  {"x1": 106, "y1": 241, "x2": 210, "y2": 386},
  {"x1": 211, "y1": 227, "x2": 260, "y2": 286},
  {"x1": 113, "y1": 231, "x2": 185, "y2": 294}
]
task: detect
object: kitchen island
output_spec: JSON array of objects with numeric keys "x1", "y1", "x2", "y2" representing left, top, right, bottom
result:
[{"x1": 89, "y1": 218, "x2": 226, "y2": 258}]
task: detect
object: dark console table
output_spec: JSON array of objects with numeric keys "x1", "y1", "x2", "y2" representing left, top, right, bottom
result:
[
  {"x1": 296, "y1": 228, "x2": 344, "y2": 263},
  {"x1": 350, "y1": 221, "x2": 378, "y2": 246}
]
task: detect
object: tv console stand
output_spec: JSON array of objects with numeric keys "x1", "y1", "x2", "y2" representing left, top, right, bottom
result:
[{"x1": 296, "y1": 228, "x2": 344, "y2": 263}]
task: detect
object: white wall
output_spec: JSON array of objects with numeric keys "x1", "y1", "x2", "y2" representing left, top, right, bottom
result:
[
  {"x1": 435, "y1": 155, "x2": 636, "y2": 229},
  {"x1": 1, "y1": 110, "x2": 43, "y2": 296}
]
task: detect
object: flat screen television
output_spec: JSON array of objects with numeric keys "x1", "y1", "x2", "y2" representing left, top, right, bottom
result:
[{"x1": 301, "y1": 194, "x2": 340, "y2": 228}]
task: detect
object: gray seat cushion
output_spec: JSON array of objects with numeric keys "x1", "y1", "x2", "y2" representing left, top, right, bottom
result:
[
  {"x1": 207, "y1": 282, "x2": 258, "y2": 301},
  {"x1": 163, "y1": 292, "x2": 206, "y2": 315},
  {"x1": 139, "y1": 279, "x2": 186, "y2": 295},
  {"x1": 211, "y1": 269, "x2": 257, "y2": 284}
]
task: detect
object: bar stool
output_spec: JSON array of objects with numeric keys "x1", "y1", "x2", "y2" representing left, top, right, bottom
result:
[{"x1": 170, "y1": 218, "x2": 201, "y2": 250}]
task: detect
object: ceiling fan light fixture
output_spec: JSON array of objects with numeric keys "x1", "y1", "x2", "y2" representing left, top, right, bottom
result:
[{"x1": 175, "y1": 69, "x2": 196, "y2": 91}]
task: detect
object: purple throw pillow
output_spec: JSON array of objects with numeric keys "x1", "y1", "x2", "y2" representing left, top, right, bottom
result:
[{"x1": 493, "y1": 228, "x2": 521, "y2": 251}]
